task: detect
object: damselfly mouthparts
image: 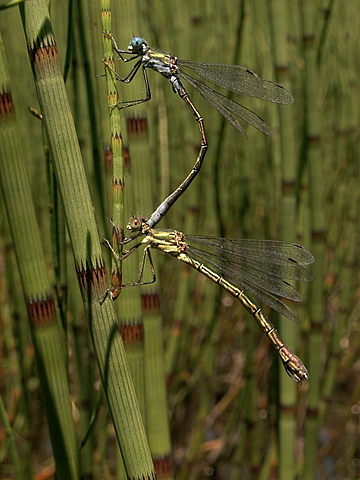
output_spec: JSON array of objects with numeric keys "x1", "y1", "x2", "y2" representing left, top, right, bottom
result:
[
  {"x1": 103, "y1": 216, "x2": 313, "y2": 383},
  {"x1": 103, "y1": 34, "x2": 294, "y2": 228}
]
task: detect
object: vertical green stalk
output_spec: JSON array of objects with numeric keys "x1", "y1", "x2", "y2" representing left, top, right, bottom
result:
[
  {"x1": 269, "y1": 1, "x2": 304, "y2": 479},
  {"x1": 103, "y1": 5, "x2": 151, "y2": 478},
  {"x1": 0, "y1": 31, "x2": 80, "y2": 480},
  {"x1": 301, "y1": 1, "x2": 326, "y2": 478},
  {"x1": 127, "y1": 115, "x2": 173, "y2": 478},
  {"x1": 112, "y1": 3, "x2": 174, "y2": 476},
  {"x1": 0, "y1": 394, "x2": 23, "y2": 480},
  {"x1": 101, "y1": 7, "x2": 145, "y2": 446},
  {"x1": 19, "y1": 1, "x2": 155, "y2": 478},
  {"x1": 101, "y1": 0, "x2": 125, "y2": 298}
]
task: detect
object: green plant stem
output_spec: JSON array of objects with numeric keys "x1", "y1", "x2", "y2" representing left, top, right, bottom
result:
[
  {"x1": 0, "y1": 394, "x2": 23, "y2": 480},
  {"x1": 0, "y1": 30, "x2": 81, "y2": 480},
  {"x1": 19, "y1": 1, "x2": 155, "y2": 478},
  {"x1": 101, "y1": 0, "x2": 125, "y2": 298},
  {"x1": 269, "y1": 1, "x2": 302, "y2": 479},
  {"x1": 301, "y1": 1, "x2": 326, "y2": 478}
]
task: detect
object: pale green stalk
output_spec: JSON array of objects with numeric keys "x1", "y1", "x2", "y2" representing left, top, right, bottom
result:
[
  {"x1": 101, "y1": 0, "x2": 125, "y2": 297},
  {"x1": 268, "y1": 1, "x2": 305, "y2": 479},
  {"x1": 0, "y1": 30, "x2": 81, "y2": 480},
  {"x1": 301, "y1": 1, "x2": 326, "y2": 478}
]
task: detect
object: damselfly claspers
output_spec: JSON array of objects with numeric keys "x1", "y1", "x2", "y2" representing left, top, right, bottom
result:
[
  {"x1": 103, "y1": 216, "x2": 313, "y2": 383},
  {"x1": 103, "y1": 34, "x2": 294, "y2": 228}
]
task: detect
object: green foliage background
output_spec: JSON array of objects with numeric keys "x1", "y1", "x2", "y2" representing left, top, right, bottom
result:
[{"x1": 0, "y1": 1, "x2": 359, "y2": 479}]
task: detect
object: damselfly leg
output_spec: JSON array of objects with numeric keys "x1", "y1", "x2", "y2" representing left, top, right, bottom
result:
[{"x1": 99, "y1": 219, "x2": 156, "y2": 301}]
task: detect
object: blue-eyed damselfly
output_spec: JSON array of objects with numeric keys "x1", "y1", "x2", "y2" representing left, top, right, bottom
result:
[{"x1": 103, "y1": 34, "x2": 294, "y2": 228}]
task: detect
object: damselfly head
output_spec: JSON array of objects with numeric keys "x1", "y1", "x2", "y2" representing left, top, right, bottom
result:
[
  {"x1": 127, "y1": 215, "x2": 148, "y2": 232},
  {"x1": 128, "y1": 37, "x2": 148, "y2": 53}
]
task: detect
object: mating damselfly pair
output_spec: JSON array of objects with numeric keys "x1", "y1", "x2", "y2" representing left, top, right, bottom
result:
[
  {"x1": 102, "y1": 216, "x2": 314, "y2": 383},
  {"x1": 102, "y1": 35, "x2": 312, "y2": 383}
]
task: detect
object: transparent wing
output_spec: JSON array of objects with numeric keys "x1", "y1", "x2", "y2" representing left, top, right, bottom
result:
[
  {"x1": 178, "y1": 61, "x2": 294, "y2": 104},
  {"x1": 180, "y1": 70, "x2": 273, "y2": 137},
  {"x1": 186, "y1": 237, "x2": 314, "y2": 323}
]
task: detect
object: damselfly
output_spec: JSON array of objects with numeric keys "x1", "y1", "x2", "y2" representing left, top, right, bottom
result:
[
  {"x1": 103, "y1": 216, "x2": 314, "y2": 383},
  {"x1": 103, "y1": 34, "x2": 294, "y2": 228}
]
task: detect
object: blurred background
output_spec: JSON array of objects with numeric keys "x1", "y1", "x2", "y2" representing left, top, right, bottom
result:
[{"x1": 0, "y1": 1, "x2": 359, "y2": 479}]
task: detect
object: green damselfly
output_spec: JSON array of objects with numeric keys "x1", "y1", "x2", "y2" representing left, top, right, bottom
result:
[
  {"x1": 103, "y1": 216, "x2": 314, "y2": 383},
  {"x1": 104, "y1": 34, "x2": 294, "y2": 228}
]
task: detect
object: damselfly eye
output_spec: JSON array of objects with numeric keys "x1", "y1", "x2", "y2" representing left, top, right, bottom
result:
[
  {"x1": 129, "y1": 37, "x2": 143, "y2": 52},
  {"x1": 127, "y1": 215, "x2": 147, "y2": 231}
]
